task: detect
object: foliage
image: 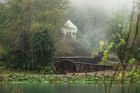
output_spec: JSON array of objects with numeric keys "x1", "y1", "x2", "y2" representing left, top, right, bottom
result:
[
  {"x1": 0, "y1": 71, "x2": 140, "y2": 83},
  {"x1": 0, "y1": 0, "x2": 69, "y2": 70},
  {"x1": 32, "y1": 26, "x2": 55, "y2": 70},
  {"x1": 106, "y1": 9, "x2": 140, "y2": 63},
  {"x1": 0, "y1": 45, "x2": 5, "y2": 60},
  {"x1": 99, "y1": 40, "x2": 115, "y2": 62},
  {"x1": 107, "y1": 10, "x2": 129, "y2": 41},
  {"x1": 55, "y1": 40, "x2": 74, "y2": 56}
]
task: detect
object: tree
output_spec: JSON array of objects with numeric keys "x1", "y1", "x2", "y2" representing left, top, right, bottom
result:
[
  {"x1": 106, "y1": 10, "x2": 129, "y2": 42},
  {"x1": 0, "y1": 0, "x2": 69, "y2": 70},
  {"x1": 105, "y1": 10, "x2": 130, "y2": 67},
  {"x1": 1, "y1": 0, "x2": 33, "y2": 68},
  {"x1": 32, "y1": 26, "x2": 55, "y2": 71}
]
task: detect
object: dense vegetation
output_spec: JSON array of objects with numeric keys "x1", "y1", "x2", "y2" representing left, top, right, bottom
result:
[
  {"x1": 0, "y1": 0, "x2": 69, "y2": 70},
  {"x1": 0, "y1": 72, "x2": 140, "y2": 84}
]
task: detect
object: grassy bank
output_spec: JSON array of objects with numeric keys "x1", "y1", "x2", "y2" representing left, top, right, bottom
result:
[{"x1": 0, "y1": 72, "x2": 140, "y2": 85}]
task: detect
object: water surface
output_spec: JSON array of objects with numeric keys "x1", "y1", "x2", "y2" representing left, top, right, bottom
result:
[{"x1": 0, "y1": 82, "x2": 140, "y2": 93}]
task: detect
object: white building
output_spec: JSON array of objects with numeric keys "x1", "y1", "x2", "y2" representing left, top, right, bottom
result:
[{"x1": 61, "y1": 20, "x2": 78, "y2": 40}]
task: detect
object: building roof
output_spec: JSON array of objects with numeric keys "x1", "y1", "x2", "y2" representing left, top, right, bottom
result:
[{"x1": 62, "y1": 20, "x2": 78, "y2": 34}]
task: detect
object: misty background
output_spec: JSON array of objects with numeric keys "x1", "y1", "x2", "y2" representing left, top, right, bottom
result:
[
  {"x1": 67, "y1": 0, "x2": 133, "y2": 54},
  {"x1": 0, "y1": 0, "x2": 135, "y2": 54}
]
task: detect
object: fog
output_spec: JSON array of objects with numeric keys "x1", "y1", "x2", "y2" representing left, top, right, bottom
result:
[
  {"x1": 70, "y1": 0, "x2": 132, "y2": 12},
  {"x1": 70, "y1": 0, "x2": 133, "y2": 48},
  {"x1": 68, "y1": 0, "x2": 134, "y2": 51}
]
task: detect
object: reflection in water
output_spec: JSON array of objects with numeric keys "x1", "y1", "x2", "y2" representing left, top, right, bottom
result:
[
  {"x1": 0, "y1": 83, "x2": 140, "y2": 93},
  {"x1": 12, "y1": 87, "x2": 23, "y2": 93}
]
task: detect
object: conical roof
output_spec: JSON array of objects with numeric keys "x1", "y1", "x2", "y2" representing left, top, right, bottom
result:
[{"x1": 62, "y1": 20, "x2": 78, "y2": 34}]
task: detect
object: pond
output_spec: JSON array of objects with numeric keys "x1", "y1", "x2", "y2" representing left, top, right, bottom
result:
[{"x1": 0, "y1": 82, "x2": 140, "y2": 93}]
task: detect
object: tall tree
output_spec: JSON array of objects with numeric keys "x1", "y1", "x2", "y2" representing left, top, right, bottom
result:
[
  {"x1": 32, "y1": 26, "x2": 55, "y2": 70},
  {"x1": 0, "y1": 0, "x2": 69, "y2": 69}
]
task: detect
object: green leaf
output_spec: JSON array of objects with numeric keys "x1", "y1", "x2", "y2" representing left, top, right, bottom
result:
[
  {"x1": 122, "y1": 29, "x2": 127, "y2": 36},
  {"x1": 129, "y1": 58, "x2": 135, "y2": 64}
]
